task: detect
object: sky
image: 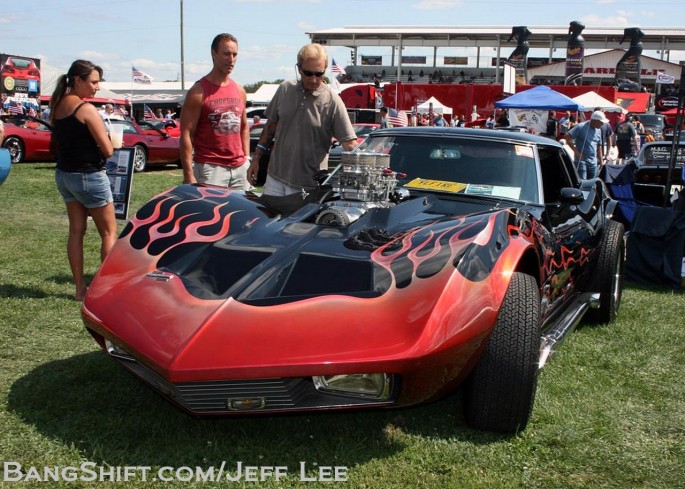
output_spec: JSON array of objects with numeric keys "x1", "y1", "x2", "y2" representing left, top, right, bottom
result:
[{"x1": 1, "y1": 0, "x2": 684, "y2": 89}]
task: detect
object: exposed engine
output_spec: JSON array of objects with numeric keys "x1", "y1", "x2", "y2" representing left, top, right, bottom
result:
[{"x1": 315, "y1": 152, "x2": 407, "y2": 226}]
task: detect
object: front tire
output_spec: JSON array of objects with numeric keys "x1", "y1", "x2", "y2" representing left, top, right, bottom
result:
[
  {"x1": 3, "y1": 136, "x2": 24, "y2": 163},
  {"x1": 587, "y1": 220, "x2": 625, "y2": 324},
  {"x1": 464, "y1": 272, "x2": 540, "y2": 433},
  {"x1": 133, "y1": 145, "x2": 147, "y2": 172}
]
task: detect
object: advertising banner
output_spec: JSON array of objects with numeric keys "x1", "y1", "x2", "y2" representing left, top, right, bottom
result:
[
  {"x1": 615, "y1": 28, "x2": 645, "y2": 86},
  {"x1": 565, "y1": 21, "x2": 585, "y2": 85},
  {"x1": 401, "y1": 56, "x2": 426, "y2": 64},
  {"x1": 1, "y1": 53, "x2": 41, "y2": 114},
  {"x1": 361, "y1": 56, "x2": 382, "y2": 66},
  {"x1": 507, "y1": 26, "x2": 531, "y2": 85},
  {"x1": 444, "y1": 56, "x2": 468, "y2": 65}
]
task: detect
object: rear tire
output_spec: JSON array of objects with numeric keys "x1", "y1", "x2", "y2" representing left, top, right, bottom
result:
[
  {"x1": 133, "y1": 145, "x2": 147, "y2": 172},
  {"x1": 587, "y1": 219, "x2": 625, "y2": 324},
  {"x1": 464, "y1": 272, "x2": 540, "y2": 433},
  {"x1": 3, "y1": 136, "x2": 24, "y2": 163}
]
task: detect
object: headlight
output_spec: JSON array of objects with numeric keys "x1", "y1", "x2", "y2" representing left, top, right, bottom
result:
[{"x1": 312, "y1": 373, "x2": 392, "y2": 400}]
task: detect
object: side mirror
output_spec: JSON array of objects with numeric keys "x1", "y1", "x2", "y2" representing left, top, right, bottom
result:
[{"x1": 559, "y1": 187, "x2": 584, "y2": 204}]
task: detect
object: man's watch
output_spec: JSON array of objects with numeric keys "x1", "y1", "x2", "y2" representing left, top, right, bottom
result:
[{"x1": 256, "y1": 143, "x2": 270, "y2": 153}]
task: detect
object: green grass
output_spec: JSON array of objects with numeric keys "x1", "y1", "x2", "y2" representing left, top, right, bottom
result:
[{"x1": 1, "y1": 163, "x2": 684, "y2": 488}]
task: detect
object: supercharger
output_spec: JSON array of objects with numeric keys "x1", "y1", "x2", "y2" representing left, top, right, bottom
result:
[{"x1": 315, "y1": 152, "x2": 408, "y2": 226}]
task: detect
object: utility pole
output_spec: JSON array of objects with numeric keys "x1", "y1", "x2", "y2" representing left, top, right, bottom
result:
[{"x1": 180, "y1": 0, "x2": 185, "y2": 90}]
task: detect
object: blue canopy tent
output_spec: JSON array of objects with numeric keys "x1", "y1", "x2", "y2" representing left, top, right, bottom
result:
[{"x1": 495, "y1": 85, "x2": 584, "y2": 111}]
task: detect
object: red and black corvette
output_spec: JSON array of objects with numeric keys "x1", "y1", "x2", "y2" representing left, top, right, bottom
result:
[{"x1": 82, "y1": 127, "x2": 624, "y2": 433}]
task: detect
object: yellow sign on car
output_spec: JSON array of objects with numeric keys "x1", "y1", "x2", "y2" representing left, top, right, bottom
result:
[{"x1": 405, "y1": 178, "x2": 468, "y2": 193}]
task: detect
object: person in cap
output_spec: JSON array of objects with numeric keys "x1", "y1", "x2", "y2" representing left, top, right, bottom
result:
[{"x1": 564, "y1": 110, "x2": 609, "y2": 178}]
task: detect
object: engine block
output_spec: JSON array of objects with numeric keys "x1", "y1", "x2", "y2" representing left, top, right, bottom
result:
[{"x1": 316, "y1": 152, "x2": 404, "y2": 226}]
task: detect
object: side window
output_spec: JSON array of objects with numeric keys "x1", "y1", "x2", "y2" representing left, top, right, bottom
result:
[{"x1": 539, "y1": 148, "x2": 573, "y2": 204}]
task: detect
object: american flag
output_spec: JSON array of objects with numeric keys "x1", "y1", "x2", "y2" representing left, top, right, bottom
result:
[
  {"x1": 331, "y1": 58, "x2": 346, "y2": 76},
  {"x1": 112, "y1": 105, "x2": 128, "y2": 117},
  {"x1": 7, "y1": 100, "x2": 24, "y2": 115},
  {"x1": 143, "y1": 104, "x2": 156, "y2": 120},
  {"x1": 132, "y1": 66, "x2": 153, "y2": 84},
  {"x1": 387, "y1": 108, "x2": 408, "y2": 127}
]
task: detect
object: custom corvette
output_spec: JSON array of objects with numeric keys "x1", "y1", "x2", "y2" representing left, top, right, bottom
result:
[{"x1": 82, "y1": 127, "x2": 624, "y2": 433}]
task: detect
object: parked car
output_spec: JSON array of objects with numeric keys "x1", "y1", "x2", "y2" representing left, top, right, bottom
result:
[
  {"x1": 82, "y1": 127, "x2": 624, "y2": 433},
  {"x1": 143, "y1": 118, "x2": 181, "y2": 138},
  {"x1": 0, "y1": 114, "x2": 55, "y2": 163},
  {"x1": 108, "y1": 119, "x2": 180, "y2": 172},
  {"x1": 246, "y1": 106, "x2": 267, "y2": 120},
  {"x1": 629, "y1": 113, "x2": 666, "y2": 140},
  {"x1": 630, "y1": 140, "x2": 685, "y2": 205}
]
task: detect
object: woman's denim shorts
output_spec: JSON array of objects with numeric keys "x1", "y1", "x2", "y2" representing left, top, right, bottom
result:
[{"x1": 55, "y1": 169, "x2": 113, "y2": 209}]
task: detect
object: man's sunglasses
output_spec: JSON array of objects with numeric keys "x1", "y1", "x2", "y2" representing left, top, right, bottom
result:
[{"x1": 298, "y1": 65, "x2": 325, "y2": 78}]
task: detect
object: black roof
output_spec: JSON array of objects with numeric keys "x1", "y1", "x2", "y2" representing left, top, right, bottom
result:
[{"x1": 369, "y1": 126, "x2": 562, "y2": 146}]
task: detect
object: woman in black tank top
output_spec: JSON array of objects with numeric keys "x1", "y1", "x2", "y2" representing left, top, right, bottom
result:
[{"x1": 50, "y1": 59, "x2": 116, "y2": 301}]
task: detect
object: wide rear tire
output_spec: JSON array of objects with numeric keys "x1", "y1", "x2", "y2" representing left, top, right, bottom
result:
[{"x1": 464, "y1": 272, "x2": 540, "y2": 433}]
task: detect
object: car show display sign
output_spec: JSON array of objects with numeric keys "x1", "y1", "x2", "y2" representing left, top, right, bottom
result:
[
  {"x1": 0, "y1": 53, "x2": 41, "y2": 115},
  {"x1": 105, "y1": 148, "x2": 134, "y2": 220}
]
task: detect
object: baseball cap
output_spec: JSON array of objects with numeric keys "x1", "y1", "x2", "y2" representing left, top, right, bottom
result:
[{"x1": 591, "y1": 110, "x2": 609, "y2": 123}]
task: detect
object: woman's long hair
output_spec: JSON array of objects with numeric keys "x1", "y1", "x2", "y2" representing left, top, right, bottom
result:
[{"x1": 49, "y1": 60, "x2": 103, "y2": 124}]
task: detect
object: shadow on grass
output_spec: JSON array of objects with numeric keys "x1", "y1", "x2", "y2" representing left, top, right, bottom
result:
[
  {"x1": 0, "y1": 283, "x2": 50, "y2": 299},
  {"x1": 7, "y1": 352, "x2": 505, "y2": 468},
  {"x1": 0, "y1": 273, "x2": 96, "y2": 300}
]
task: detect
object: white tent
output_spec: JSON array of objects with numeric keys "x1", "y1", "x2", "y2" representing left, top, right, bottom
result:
[
  {"x1": 417, "y1": 96, "x2": 453, "y2": 115},
  {"x1": 572, "y1": 91, "x2": 627, "y2": 114},
  {"x1": 247, "y1": 84, "x2": 279, "y2": 105},
  {"x1": 41, "y1": 63, "x2": 126, "y2": 104}
]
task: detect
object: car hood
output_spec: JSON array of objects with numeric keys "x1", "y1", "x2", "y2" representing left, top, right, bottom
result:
[{"x1": 83, "y1": 185, "x2": 525, "y2": 381}]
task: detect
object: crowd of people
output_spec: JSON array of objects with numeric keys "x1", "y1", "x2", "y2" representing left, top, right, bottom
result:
[
  {"x1": 49, "y1": 35, "x2": 360, "y2": 300},
  {"x1": 33, "y1": 32, "x2": 676, "y2": 302}
]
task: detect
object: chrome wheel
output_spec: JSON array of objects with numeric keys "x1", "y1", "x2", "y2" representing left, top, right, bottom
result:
[
  {"x1": 3, "y1": 137, "x2": 24, "y2": 163},
  {"x1": 133, "y1": 145, "x2": 147, "y2": 172}
]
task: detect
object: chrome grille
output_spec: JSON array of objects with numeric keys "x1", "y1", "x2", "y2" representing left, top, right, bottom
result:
[{"x1": 113, "y1": 355, "x2": 396, "y2": 414}]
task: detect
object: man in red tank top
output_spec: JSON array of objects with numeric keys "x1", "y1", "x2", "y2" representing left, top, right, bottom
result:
[{"x1": 180, "y1": 33, "x2": 250, "y2": 189}]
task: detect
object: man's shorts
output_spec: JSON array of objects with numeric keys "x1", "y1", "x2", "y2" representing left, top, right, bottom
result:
[
  {"x1": 616, "y1": 141, "x2": 633, "y2": 159},
  {"x1": 194, "y1": 162, "x2": 248, "y2": 190}
]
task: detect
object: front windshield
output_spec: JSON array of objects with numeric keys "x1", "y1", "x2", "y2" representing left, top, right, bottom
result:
[{"x1": 357, "y1": 134, "x2": 540, "y2": 203}]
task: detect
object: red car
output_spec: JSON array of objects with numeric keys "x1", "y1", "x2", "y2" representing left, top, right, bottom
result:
[
  {"x1": 108, "y1": 119, "x2": 180, "y2": 172},
  {"x1": 144, "y1": 119, "x2": 181, "y2": 138},
  {"x1": 82, "y1": 127, "x2": 624, "y2": 433},
  {"x1": 1, "y1": 57, "x2": 41, "y2": 95},
  {"x1": 1, "y1": 115, "x2": 55, "y2": 163}
]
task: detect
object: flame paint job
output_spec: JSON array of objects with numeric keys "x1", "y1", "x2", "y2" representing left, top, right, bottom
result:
[{"x1": 82, "y1": 169, "x2": 611, "y2": 411}]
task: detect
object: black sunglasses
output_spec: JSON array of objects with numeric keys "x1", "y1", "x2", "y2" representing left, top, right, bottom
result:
[{"x1": 298, "y1": 65, "x2": 325, "y2": 78}]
